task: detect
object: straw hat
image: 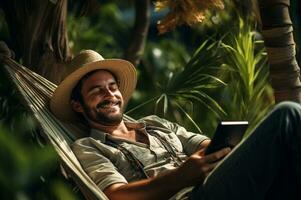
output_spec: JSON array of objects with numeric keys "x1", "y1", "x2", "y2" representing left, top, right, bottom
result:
[{"x1": 50, "y1": 50, "x2": 137, "y2": 123}]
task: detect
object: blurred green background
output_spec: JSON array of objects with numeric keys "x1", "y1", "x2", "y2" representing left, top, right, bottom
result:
[{"x1": 0, "y1": 0, "x2": 300, "y2": 199}]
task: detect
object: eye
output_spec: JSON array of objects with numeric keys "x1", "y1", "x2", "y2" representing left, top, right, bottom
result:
[
  {"x1": 89, "y1": 87, "x2": 102, "y2": 96},
  {"x1": 91, "y1": 87, "x2": 100, "y2": 93},
  {"x1": 110, "y1": 83, "x2": 118, "y2": 91}
]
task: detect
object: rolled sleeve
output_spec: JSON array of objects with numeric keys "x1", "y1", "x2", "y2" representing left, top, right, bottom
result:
[
  {"x1": 173, "y1": 126, "x2": 209, "y2": 155},
  {"x1": 72, "y1": 138, "x2": 128, "y2": 191}
]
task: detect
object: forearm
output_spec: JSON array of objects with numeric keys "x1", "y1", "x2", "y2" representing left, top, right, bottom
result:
[{"x1": 105, "y1": 168, "x2": 189, "y2": 200}]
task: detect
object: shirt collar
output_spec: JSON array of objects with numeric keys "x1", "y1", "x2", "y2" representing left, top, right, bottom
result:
[{"x1": 90, "y1": 121, "x2": 146, "y2": 143}]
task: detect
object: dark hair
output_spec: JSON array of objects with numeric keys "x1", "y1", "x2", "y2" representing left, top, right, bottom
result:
[{"x1": 70, "y1": 69, "x2": 118, "y2": 104}]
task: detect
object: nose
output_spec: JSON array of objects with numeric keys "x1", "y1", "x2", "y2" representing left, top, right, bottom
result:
[{"x1": 102, "y1": 88, "x2": 115, "y2": 98}]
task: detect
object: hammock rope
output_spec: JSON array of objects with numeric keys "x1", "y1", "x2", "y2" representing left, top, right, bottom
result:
[{"x1": 2, "y1": 56, "x2": 109, "y2": 200}]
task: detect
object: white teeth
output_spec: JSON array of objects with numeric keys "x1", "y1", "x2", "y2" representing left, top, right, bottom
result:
[{"x1": 100, "y1": 102, "x2": 118, "y2": 109}]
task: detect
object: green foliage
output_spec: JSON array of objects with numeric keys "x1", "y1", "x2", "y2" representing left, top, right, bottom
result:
[
  {"x1": 218, "y1": 18, "x2": 274, "y2": 133},
  {"x1": 68, "y1": 3, "x2": 129, "y2": 57},
  {"x1": 128, "y1": 17, "x2": 274, "y2": 137},
  {"x1": 126, "y1": 38, "x2": 191, "y2": 116},
  {"x1": 0, "y1": 124, "x2": 79, "y2": 200},
  {"x1": 127, "y1": 39, "x2": 226, "y2": 133}
]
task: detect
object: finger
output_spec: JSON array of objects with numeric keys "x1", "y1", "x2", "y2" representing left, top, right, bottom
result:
[
  {"x1": 206, "y1": 162, "x2": 218, "y2": 171},
  {"x1": 192, "y1": 149, "x2": 206, "y2": 157},
  {"x1": 195, "y1": 149, "x2": 205, "y2": 157},
  {"x1": 202, "y1": 162, "x2": 219, "y2": 177},
  {"x1": 204, "y1": 147, "x2": 231, "y2": 163}
]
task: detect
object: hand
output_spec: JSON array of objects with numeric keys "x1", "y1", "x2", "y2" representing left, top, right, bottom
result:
[
  {"x1": 177, "y1": 147, "x2": 231, "y2": 187},
  {"x1": 198, "y1": 139, "x2": 211, "y2": 154}
]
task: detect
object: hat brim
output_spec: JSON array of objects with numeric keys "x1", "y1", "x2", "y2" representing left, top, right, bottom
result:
[{"x1": 50, "y1": 59, "x2": 137, "y2": 123}]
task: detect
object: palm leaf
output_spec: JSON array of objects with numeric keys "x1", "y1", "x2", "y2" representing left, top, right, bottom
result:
[{"x1": 174, "y1": 102, "x2": 203, "y2": 134}]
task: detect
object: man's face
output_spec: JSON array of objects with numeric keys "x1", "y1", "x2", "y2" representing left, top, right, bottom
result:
[{"x1": 78, "y1": 70, "x2": 124, "y2": 125}]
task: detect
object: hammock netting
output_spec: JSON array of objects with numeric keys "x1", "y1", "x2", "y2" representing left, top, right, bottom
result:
[{"x1": 2, "y1": 56, "x2": 111, "y2": 200}]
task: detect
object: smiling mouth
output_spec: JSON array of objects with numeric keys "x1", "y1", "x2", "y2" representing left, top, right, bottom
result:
[{"x1": 97, "y1": 100, "x2": 120, "y2": 109}]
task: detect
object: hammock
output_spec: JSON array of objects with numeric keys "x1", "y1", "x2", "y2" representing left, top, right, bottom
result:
[{"x1": 1, "y1": 56, "x2": 123, "y2": 200}]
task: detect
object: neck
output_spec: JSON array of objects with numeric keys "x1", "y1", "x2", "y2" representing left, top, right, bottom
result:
[{"x1": 89, "y1": 119, "x2": 129, "y2": 136}]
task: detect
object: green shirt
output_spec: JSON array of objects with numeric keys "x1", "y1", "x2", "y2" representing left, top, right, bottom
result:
[{"x1": 72, "y1": 115, "x2": 208, "y2": 199}]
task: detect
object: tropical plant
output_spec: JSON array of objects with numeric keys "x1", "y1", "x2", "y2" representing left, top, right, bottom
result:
[
  {"x1": 127, "y1": 38, "x2": 226, "y2": 133},
  {"x1": 127, "y1": 17, "x2": 275, "y2": 137},
  {"x1": 219, "y1": 18, "x2": 274, "y2": 133}
]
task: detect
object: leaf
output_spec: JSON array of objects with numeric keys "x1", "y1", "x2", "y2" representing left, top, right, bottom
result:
[
  {"x1": 155, "y1": 94, "x2": 165, "y2": 114},
  {"x1": 163, "y1": 94, "x2": 168, "y2": 116},
  {"x1": 175, "y1": 102, "x2": 203, "y2": 134},
  {"x1": 125, "y1": 96, "x2": 160, "y2": 115}
]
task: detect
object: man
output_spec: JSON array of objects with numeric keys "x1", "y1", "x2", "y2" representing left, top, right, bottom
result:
[{"x1": 50, "y1": 50, "x2": 301, "y2": 200}]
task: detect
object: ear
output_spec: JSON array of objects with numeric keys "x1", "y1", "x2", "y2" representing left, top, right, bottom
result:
[{"x1": 71, "y1": 100, "x2": 84, "y2": 113}]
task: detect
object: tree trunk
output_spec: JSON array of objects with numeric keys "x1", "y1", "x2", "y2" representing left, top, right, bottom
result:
[
  {"x1": 124, "y1": 0, "x2": 150, "y2": 67},
  {"x1": 257, "y1": 0, "x2": 301, "y2": 103},
  {"x1": 1, "y1": 0, "x2": 71, "y2": 84}
]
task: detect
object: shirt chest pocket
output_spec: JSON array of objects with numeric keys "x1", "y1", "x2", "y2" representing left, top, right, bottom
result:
[
  {"x1": 119, "y1": 143, "x2": 157, "y2": 167},
  {"x1": 154, "y1": 131, "x2": 184, "y2": 153}
]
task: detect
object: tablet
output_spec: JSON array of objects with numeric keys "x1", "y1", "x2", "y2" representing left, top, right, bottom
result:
[{"x1": 204, "y1": 121, "x2": 249, "y2": 155}]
